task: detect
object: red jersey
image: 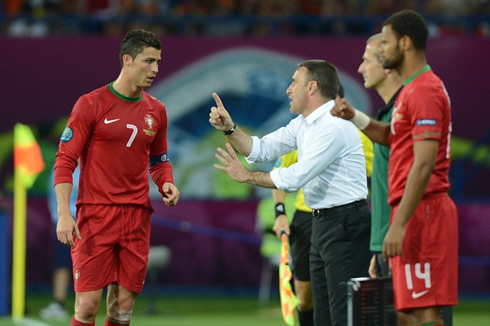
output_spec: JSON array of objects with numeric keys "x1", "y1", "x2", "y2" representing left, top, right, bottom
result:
[
  {"x1": 388, "y1": 67, "x2": 451, "y2": 205},
  {"x1": 54, "y1": 83, "x2": 174, "y2": 211}
]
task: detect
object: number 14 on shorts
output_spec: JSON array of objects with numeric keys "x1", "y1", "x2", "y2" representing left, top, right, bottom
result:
[{"x1": 405, "y1": 263, "x2": 431, "y2": 299}]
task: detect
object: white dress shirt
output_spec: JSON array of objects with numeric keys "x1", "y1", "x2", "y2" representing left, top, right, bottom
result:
[{"x1": 246, "y1": 100, "x2": 367, "y2": 209}]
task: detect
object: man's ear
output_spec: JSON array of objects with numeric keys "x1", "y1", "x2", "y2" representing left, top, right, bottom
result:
[
  {"x1": 122, "y1": 54, "x2": 133, "y2": 67},
  {"x1": 399, "y1": 35, "x2": 412, "y2": 51},
  {"x1": 308, "y1": 80, "x2": 318, "y2": 94}
]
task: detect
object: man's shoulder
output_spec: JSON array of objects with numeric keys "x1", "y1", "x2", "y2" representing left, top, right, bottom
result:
[
  {"x1": 79, "y1": 85, "x2": 110, "y2": 103},
  {"x1": 323, "y1": 110, "x2": 356, "y2": 129},
  {"x1": 86, "y1": 84, "x2": 109, "y2": 96},
  {"x1": 143, "y1": 92, "x2": 166, "y2": 109},
  {"x1": 405, "y1": 72, "x2": 446, "y2": 103}
]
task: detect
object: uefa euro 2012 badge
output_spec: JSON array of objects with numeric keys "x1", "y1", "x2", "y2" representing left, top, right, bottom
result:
[{"x1": 61, "y1": 126, "x2": 73, "y2": 143}]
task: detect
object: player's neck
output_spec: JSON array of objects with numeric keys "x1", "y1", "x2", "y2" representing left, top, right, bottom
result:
[
  {"x1": 399, "y1": 53, "x2": 427, "y2": 81},
  {"x1": 112, "y1": 76, "x2": 143, "y2": 99},
  {"x1": 377, "y1": 78, "x2": 403, "y2": 105}
]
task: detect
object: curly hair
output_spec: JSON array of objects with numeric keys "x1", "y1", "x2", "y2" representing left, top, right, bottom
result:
[{"x1": 383, "y1": 9, "x2": 428, "y2": 51}]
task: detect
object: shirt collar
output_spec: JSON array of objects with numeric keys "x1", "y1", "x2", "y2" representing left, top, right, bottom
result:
[
  {"x1": 404, "y1": 65, "x2": 431, "y2": 85},
  {"x1": 376, "y1": 86, "x2": 403, "y2": 118},
  {"x1": 303, "y1": 100, "x2": 335, "y2": 125}
]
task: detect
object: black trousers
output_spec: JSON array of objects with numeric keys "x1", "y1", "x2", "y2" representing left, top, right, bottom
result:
[{"x1": 310, "y1": 200, "x2": 371, "y2": 326}]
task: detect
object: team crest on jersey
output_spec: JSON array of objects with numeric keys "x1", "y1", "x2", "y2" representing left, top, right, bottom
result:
[{"x1": 143, "y1": 114, "x2": 156, "y2": 136}]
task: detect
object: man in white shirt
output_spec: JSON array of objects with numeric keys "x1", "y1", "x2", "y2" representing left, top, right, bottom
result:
[{"x1": 209, "y1": 59, "x2": 371, "y2": 326}]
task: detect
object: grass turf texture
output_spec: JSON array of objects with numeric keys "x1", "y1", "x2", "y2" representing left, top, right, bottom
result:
[{"x1": 0, "y1": 293, "x2": 489, "y2": 325}]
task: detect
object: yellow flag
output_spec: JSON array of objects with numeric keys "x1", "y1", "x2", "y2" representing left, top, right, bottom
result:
[
  {"x1": 14, "y1": 123, "x2": 45, "y2": 189},
  {"x1": 279, "y1": 233, "x2": 301, "y2": 325}
]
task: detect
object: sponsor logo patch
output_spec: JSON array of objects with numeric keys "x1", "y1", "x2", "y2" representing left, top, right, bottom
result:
[
  {"x1": 416, "y1": 119, "x2": 436, "y2": 126},
  {"x1": 60, "y1": 126, "x2": 73, "y2": 143}
]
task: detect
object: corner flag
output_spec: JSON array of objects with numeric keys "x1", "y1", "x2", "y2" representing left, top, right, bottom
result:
[
  {"x1": 14, "y1": 123, "x2": 45, "y2": 188},
  {"x1": 12, "y1": 123, "x2": 45, "y2": 319},
  {"x1": 279, "y1": 231, "x2": 300, "y2": 325}
]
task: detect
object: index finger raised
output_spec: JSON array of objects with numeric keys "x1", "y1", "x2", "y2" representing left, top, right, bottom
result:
[{"x1": 212, "y1": 92, "x2": 224, "y2": 108}]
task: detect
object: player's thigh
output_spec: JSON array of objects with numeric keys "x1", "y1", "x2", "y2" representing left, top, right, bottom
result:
[
  {"x1": 391, "y1": 194, "x2": 458, "y2": 310},
  {"x1": 73, "y1": 205, "x2": 121, "y2": 292},
  {"x1": 118, "y1": 205, "x2": 152, "y2": 294}
]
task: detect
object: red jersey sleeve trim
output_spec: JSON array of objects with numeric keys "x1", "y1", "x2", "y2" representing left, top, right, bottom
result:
[
  {"x1": 54, "y1": 166, "x2": 74, "y2": 186},
  {"x1": 412, "y1": 131, "x2": 442, "y2": 141}
]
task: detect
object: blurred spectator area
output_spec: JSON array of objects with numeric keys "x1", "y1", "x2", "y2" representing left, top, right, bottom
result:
[{"x1": 1, "y1": 0, "x2": 489, "y2": 37}]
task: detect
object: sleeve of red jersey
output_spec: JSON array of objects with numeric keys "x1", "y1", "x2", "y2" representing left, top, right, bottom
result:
[
  {"x1": 54, "y1": 95, "x2": 94, "y2": 186},
  {"x1": 150, "y1": 161, "x2": 175, "y2": 198},
  {"x1": 409, "y1": 84, "x2": 448, "y2": 142},
  {"x1": 149, "y1": 103, "x2": 175, "y2": 198}
]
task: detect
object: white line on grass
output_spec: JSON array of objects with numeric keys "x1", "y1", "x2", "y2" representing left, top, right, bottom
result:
[{"x1": 12, "y1": 318, "x2": 52, "y2": 326}]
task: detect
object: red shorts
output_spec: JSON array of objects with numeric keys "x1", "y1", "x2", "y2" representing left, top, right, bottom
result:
[
  {"x1": 390, "y1": 193, "x2": 458, "y2": 311},
  {"x1": 71, "y1": 204, "x2": 152, "y2": 293}
]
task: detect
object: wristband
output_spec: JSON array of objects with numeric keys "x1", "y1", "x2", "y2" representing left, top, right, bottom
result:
[
  {"x1": 223, "y1": 123, "x2": 237, "y2": 136},
  {"x1": 350, "y1": 109, "x2": 371, "y2": 130},
  {"x1": 275, "y1": 203, "x2": 286, "y2": 218}
]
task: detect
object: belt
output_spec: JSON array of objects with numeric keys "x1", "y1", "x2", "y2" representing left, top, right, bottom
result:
[{"x1": 311, "y1": 199, "x2": 367, "y2": 218}]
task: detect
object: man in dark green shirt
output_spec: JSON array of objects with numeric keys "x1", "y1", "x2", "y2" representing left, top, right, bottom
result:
[
  {"x1": 358, "y1": 33, "x2": 403, "y2": 277},
  {"x1": 357, "y1": 33, "x2": 407, "y2": 325}
]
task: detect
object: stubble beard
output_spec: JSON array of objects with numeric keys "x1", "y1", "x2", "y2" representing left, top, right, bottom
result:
[{"x1": 382, "y1": 48, "x2": 404, "y2": 71}]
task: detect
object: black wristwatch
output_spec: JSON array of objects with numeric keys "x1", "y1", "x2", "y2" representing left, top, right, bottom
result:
[{"x1": 223, "y1": 123, "x2": 237, "y2": 136}]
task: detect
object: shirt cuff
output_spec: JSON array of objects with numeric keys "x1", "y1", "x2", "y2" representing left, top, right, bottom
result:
[
  {"x1": 245, "y1": 136, "x2": 260, "y2": 164},
  {"x1": 269, "y1": 168, "x2": 283, "y2": 191}
]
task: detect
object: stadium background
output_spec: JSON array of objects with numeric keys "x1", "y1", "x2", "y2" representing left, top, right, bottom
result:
[{"x1": 0, "y1": 0, "x2": 489, "y2": 323}]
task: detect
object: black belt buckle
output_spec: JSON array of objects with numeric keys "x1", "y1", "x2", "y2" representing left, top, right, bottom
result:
[{"x1": 312, "y1": 209, "x2": 322, "y2": 218}]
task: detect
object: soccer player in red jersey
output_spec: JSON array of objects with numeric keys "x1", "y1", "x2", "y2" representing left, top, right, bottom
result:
[
  {"x1": 332, "y1": 10, "x2": 457, "y2": 326},
  {"x1": 54, "y1": 29, "x2": 180, "y2": 326}
]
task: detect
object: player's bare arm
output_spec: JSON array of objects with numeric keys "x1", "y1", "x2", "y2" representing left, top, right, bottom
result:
[
  {"x1": 215, "y1": 143, "x2": 276, "y2": 188},
  {"x1": 332, "y1": 98, "x2": 391, "y2": 146},
  {"x1": 382, "y1": 139, "x2": 439, "y2": 260},
  {"x1": 55, "y1": 182, "x2": 81, "y2": 247},
  {"x1": 272, "y1": 188, "x2": 290, "y2": 237},
  {"x1": 209, "y1": 92, "x2": 253, "y2": 156}
]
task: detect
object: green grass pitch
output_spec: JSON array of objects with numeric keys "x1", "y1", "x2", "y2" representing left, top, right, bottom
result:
[{"x1": 0, "y1": 293, "x2": 489, "y2": 325}]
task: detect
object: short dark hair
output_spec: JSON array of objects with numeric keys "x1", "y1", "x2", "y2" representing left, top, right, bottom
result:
[
  {"x1": 119, "y1": 29, "x2": 162, "y2": 67},
  {"x1": 298, "y1": 59, "x2": 339, "y2": 100},
  {"x1": 383, "y1": 9, "x2": 428, "y2": 51}
]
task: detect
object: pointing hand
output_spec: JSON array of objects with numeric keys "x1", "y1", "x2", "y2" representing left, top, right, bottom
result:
[{"x1": 209, "y1": 92, "x2": 234, "y2": 132}]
